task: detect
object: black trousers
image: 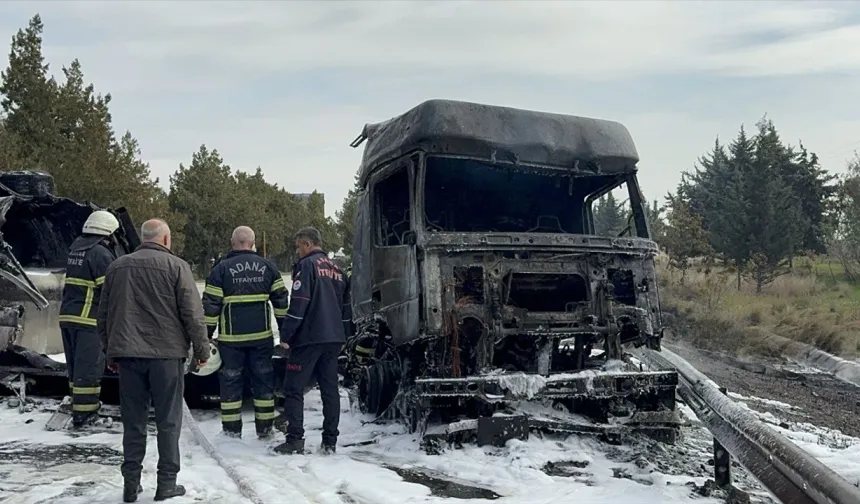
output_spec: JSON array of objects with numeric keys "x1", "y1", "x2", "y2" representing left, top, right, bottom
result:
[
  {"x1": 117, "y1": 358, "x2": 184, "y2": 488},
  {"x1": 218, "y1": 340, "x2": 275, "y2": 435},
  {"x1": 61, "y1": 326, "x2": 105, "y2": 418},
  {"x1": 282, "y1": 343, "x2": 342, "y2": 445}
]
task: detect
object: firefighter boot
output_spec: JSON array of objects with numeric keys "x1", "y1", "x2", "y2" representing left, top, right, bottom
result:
[
  {"x1": 72, "y1": 409, "x2": 100, "y2": 429},
  {"x1": 222, "y1": 427, "x2": 242, "y2": 439},
  {"x1": 220, "y1": 400, "x2": 243, "y2": 439},
  {"x1": 253, "y1": 397, "x2": 276, "y2": 439}
]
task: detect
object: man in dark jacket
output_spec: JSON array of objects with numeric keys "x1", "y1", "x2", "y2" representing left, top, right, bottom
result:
[
  {"x1": 202, "y1": 226, "x2": 289, "y2": 439},
  {"x1": 275, "y1": 227, "x2": 351, "y2": 456},
  {"x1": 58, "y1": 210, "x2": 121, "y2": 428},
  {"x1": 97, "y1": 219, "x2": 209, "y2": 503}
]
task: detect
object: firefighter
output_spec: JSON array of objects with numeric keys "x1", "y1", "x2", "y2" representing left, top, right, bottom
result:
[
  {"x1": 58, "y1": 209, "x2": 121, "y2": 428},
  {"x1": 275, "y1": 227, "x2": 351, "y2": 455},
  {"x1": 202, "y1": 226, "x2": 289, "y2": 439}
]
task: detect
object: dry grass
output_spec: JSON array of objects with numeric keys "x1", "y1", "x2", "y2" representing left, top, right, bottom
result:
[{"x1": 656, "y1": 254, "x2": 860, "y2": 358}]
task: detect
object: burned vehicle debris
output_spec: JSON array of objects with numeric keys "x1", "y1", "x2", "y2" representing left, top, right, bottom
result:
[
  {"x1": 343, "y1": 99, "x2": 680, "y2": 449},
  {"x1": 0, "y1": 172, "x2": 291, "y2": 413},
  {"x1": 0, "y1": 171, "x2": 140, "y2": 354},
  {"x1": 0, "y1": 171, "x2": 141, "y2": 403}
]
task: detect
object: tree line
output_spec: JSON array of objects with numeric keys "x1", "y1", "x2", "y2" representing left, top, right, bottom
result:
[
  {"x1": 639, "y1": 117, "x2": 853, "y2": 293},
  {"x1": 6, "y1": 14, "x2": 858, "y2": 290},
  {"x1": 0, "y1": 15, "x2": 339, "y2": 275},
  {"x1": 582, "y1": 115, "x2": 860, "y2": 294}
]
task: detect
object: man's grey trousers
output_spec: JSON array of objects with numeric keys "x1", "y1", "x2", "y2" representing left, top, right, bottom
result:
[{"x1": 117, "y1": 358, "x2": 184, "y2": 488}]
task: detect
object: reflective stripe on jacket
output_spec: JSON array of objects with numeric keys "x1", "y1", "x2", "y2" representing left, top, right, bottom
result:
[
  {"x1": 202, "y1": 249, "x2": 289, "y2": 344},
  {"x1": 59, "y1": 235, "x2": 116, "y2": 329}
]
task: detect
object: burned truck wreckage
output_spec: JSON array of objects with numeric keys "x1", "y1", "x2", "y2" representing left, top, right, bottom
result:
[
  {"x1": 0, "y1": 171, "x2": 141, "y2": 403},
  {"x1": 0, "y1": 172, "x2": 285, "y2": 411},
  {"x1": 344, "y1": 99, "x2": 680, "y2": 449}
]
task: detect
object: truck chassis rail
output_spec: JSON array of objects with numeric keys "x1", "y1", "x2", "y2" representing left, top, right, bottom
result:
[{"x1": 413, "y1": 369, "x2": 679, "y2": 401}]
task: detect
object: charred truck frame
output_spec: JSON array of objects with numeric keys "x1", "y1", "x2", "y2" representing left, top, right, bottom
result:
[
  {"x1": 0, "y1": 171, "x2": 270, "y2": 410},
  {"x1": 344, "y1": 99, "x2": 680, "y2": 449},
  {"x1": 0, "y1": 172, "x2": 141, "y2": 355},
  {"x1": 0, "y1": 171, "x2": 143, "y2": 405}
]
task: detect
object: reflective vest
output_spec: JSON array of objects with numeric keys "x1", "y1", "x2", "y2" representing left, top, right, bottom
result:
[
  {"x1": 58, "y1": 235, "x2": 117, "y2": 328},
  {"x1": 202, "y1": 250, "x2": 288, "y2": 344}
]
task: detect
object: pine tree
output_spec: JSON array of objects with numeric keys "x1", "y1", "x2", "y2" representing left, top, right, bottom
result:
[
  {"x1": 790, "y1": 140, "x2": 837, "y2": 254},
  {"x1": 831, "y1": 153, "x2": 860, "y2": 281},
  {"x1": 592, "y1": 191, "x2": 626, "y2": 236},
  {"x1": 0, "y1": 118, "x2": 24, "y2": 171},
  {"x1": 707, "y1": 126, "x2": 754, "y2": 290},
  {"x1": 643, "y1": 198, "x2": 666, "y2": 243},
  {"x1": 0, "y1": 14, "x2": 59, "y2": 169},
  {"x1": 678, "y1": 137, "x2": 731, "y2": 228},
  {"x1": 662, "y1": 191, "x2": 712, "y2": 276},
  {"x1": 51, "y1": 58, "x2": 114, "y2": 202},
  {"x1": 681, "y1": 120, "x2": 812, "y2": 292},
  {"x1": 169, "y1": 145, "x2": 239, "y2": 274},
  {"x1": 742, "y1": 119, "x2": 804, "y2": 292},
  {"x1": 335, "y1": 174, "x2": 361, "y2": 257}
]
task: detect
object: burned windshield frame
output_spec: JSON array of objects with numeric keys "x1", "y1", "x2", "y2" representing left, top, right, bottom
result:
[
  {"x1": 419, "y1": 155, "x2": 650, "y2": 238},
  {"x1": 584, "y1": 174, "x2": 650, "y2": 239}
]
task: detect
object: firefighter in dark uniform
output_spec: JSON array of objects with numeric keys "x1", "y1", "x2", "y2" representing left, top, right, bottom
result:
[
  {"x1": 58, "y1": 210, "x2": 121, "y2": 428},
  {"x1": 275, "y1": 227, "x2": 351, "y2": 455},
  {"x1": 202, "y1": 226, "x2": 289, "y2": 439}
]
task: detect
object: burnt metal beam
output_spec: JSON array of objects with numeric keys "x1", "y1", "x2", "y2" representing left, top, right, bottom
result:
[
  {"x1": 420, "y1": 414, "x2": 679, "y2": 453},
  {"x1": 637, "y1": 347, "x2": 860, "y2": 504},
  {"x1": 414, "y1": 369, "x2": 678, "y2": 402}
]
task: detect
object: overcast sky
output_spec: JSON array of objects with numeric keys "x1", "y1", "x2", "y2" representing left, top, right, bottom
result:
[{"x1": 1, "y1": 1, "x2": 859, "y2": 218}]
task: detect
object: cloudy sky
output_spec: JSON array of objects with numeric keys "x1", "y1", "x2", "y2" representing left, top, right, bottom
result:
[{"x1": 1, "y1": 1, "x2": 859, "y2": 218}]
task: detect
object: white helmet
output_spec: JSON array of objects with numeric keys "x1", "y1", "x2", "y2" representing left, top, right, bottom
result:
[
  {"x1": 82, "y1": 210, "x2": 120, "y2": 236},
  {"x1": 191, "y1": 341, "x2": 222, "y2": 377}
]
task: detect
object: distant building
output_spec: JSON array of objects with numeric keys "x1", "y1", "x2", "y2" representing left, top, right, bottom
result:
[{"x1": 293, "y1": 192, "x2": 325, "y2": 215}]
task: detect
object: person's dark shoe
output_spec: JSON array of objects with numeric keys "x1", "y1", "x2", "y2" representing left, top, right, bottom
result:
[
  {"x1": 154, "y1": 484, "x2": 186, "y2": 501},
  {"x1": 222, "y1": 429, "x2": 242, "y2": 439},
  {"x1": 257, "y1": 427, "x2": 273, "y2": 440},
  {"x1": 122, "y1": 483, "x2": 143, "y2": 503},
  {"x1": 320, "y1": 443, "x2": 336, "y2": 455},
  {"x1": 274, "y1": 437, "x2": 305, "y2": 455}
]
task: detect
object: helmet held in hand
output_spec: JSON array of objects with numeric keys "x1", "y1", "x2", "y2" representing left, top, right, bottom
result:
[{"x1": 191, "y1": 341, "x2": 222, "y2": 376}]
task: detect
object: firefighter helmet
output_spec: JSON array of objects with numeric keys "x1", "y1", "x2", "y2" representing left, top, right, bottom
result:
[{"x1": 82, "y1": 210, "x2": 120, "y2": 236}]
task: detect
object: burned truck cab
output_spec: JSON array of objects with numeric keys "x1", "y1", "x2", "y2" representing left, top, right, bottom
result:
[
  {"x1": 346, "y1": 100, "x2": 677, "y2": 442},
  {"x1": 0, "y1": 171, "x2": 140, "y2": 355}
]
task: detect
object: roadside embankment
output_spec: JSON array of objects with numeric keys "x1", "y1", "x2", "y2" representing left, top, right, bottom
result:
[
  {"x1": 665, "y1": 339, "x2": 860, "y2": 438},
  {"x1": 656, "y1": 256, "x2": 860, "y2": 360}
]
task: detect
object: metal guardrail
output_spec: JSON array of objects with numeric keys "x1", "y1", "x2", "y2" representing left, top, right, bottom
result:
[{"x1": 637, "y1": 347, "x2": 860, "y2": 504}]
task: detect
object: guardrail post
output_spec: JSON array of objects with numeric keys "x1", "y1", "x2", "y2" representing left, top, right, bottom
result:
[{"x1": 714, "y1": 386, "x2": 731, "y2": 488}]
